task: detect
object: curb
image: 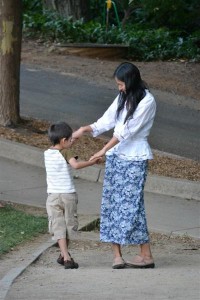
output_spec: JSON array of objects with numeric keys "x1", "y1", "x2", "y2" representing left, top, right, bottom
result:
[
  {"x1": 0, "y1": 238, "x2": 55, "y2": 300},
  {"x1": 0, "y1": 138, "x2": 200, "y2": 201}
]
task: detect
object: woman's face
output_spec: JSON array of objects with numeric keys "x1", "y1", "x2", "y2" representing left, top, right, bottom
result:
[{"x1": 115, "y1": 78, "x2": 126, "y2": 93}]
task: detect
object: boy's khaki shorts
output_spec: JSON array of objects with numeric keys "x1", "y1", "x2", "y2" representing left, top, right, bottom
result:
[{"x1": 46, "y1": 193, "x2": 78, "y2": 241}]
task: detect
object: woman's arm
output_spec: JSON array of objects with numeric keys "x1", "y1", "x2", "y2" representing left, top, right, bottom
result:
[
  {"x1": 73, "y1": 96, "x2": 119, "y2": 140},
  {"x1": 89, "y1": 136, "x2": 119, "y2": 161},
  {"x1": 72, "y1": 125, "x2": 93, "y2": 139}
]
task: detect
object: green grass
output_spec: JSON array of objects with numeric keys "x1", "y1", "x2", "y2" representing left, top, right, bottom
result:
[{"x1": 0, "y1": 204, "x2": 48, "y2": 255}]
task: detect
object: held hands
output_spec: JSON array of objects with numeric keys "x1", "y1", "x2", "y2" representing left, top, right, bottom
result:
[
  {"x1": 89, "y1": 148, "x2": 106, "y2": 161},
  {"x1": 72, "y1": 128, "x2": 84, "y2": 140},
  {"x1": 90, "y1": 156, "x2": 103, "y2": 164},
  {"x1": 90, "y1": 137, "x2": 118, "y2": 161}
]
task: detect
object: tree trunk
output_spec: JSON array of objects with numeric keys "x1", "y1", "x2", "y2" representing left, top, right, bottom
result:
[
  {"x1": 0, "y1": 0, "x2": 22, "y2": 126},
  {"x1": 43, "y1": 0, "x2": 89, "y2": 20}
]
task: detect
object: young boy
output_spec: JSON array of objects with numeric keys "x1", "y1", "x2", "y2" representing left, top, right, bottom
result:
[{"x1": 44, "y1": 121, "x2": 101, "y2": 269}]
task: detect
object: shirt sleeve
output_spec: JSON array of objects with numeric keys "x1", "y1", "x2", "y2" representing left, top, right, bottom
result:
[
  {"x1": 114, "y1": 94, "x2": 156, "y2": 141},
  {"x1": 90, "y1": 96, "x2": 119, "y2": 137},
  {"x1": 60, "y1": 149, "x2": 78, "y2": 162}
]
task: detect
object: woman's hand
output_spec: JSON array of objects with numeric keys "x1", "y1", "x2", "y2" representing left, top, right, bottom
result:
[
  {"x1": 89, "y1": 136, "x2": 119, "y2": 161},
  {"x1": 72, "y1": 128, "x2": 84, "y2": 139},
  {"x1": 89, "y1": 149, "x2": 106, "y2": 161},
  {"x1": 91, "y1": 157, "x2": 103, "y2": 164},
  {"x1": 72, "y1": 125, "x2": 93, "y2": 140}
]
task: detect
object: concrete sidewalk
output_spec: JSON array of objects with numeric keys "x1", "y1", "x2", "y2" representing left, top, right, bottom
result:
[{"x1": 0, "y1": 138, "x2": 200, "y2": 300}]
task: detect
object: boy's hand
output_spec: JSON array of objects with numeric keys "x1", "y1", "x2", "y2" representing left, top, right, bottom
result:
[{"x1": 90, "y1": 156, "x2": 103, "y2": 164}]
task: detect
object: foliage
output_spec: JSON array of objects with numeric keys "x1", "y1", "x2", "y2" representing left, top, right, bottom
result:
[
  {"x1": 0, "y1": 204, "x2": 47, "y2": 255},
  {"x1": 22, "y1": 0, "x2": 200, "y2": 61},
  {"x1": 89, "y1": 0, "x2": 105, "y2": 23},
  {"x1": 127, "y1": 27, "x2": 200, "y2": 61},
  {"x1": 22, "y1": 0, "x2": 43, "y2": 14},
  {"x1": 90, "y1": 0, "x2": 200, "y2": 32},
  {"x1": 136, "y1": 0, "x2": 200, "y2": 32},
  {"x1": 22, "y1": 0, "x2": 200, "y2": 33}
]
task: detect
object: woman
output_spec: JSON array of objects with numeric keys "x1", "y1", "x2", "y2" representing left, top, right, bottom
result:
[{"x1": 73, "y1": 62, "x2": 156, "y2": 269}]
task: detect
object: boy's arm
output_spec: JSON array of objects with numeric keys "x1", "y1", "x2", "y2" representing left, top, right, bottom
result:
[{"x1": 68, "y1": 157, "x2": 102, "y2": 170}]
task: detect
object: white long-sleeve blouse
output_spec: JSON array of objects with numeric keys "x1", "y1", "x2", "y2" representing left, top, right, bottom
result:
[{"x1": 90, "y1": 90, "x2": 156, "y2": 160}]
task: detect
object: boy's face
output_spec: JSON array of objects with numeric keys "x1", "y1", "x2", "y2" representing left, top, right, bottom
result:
[{"x1": 60, "y1": 137, "x2": 72, "y2": 149}]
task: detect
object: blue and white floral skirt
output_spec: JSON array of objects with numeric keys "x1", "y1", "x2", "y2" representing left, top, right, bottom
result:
[{"x1": 100, "y1": 154, "x2": 149, "y2": 245}]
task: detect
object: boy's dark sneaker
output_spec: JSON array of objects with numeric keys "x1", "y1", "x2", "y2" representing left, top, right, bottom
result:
[
  {"x1": 64, "y1": 258, "x2": 79, "y2": 269},
  {"x1": 57, "y1": 254, "x2": 64, "y2": 265},
  {"x1": 57, "y1": 252, "x2": 71, "y2": 265}
]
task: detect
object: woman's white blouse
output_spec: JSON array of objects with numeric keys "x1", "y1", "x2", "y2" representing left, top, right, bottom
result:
[{"x1": 90, "y1": 90, "x2": 156, "y2": 160}]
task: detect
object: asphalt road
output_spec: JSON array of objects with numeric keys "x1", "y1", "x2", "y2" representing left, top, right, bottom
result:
[{"x1": 20, "y1": 64, "x2": 200, "y2": 161}]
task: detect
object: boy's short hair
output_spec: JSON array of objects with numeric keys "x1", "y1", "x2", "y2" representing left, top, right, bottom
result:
[{"x1": 48, "y1": 122, "x2": 73, "y2": 145}]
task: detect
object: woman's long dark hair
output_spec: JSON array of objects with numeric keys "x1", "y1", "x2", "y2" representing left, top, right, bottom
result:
[{"x1": 114, "y1": 62, "x2": 148, "y2": 123}]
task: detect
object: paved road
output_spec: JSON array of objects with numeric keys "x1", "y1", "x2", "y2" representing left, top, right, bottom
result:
[{"x1": 20, "y1": 64, "x2": 200, "y2": 160}]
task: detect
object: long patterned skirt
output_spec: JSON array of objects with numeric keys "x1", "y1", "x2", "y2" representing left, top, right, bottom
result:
[{"x1": 100, "y1": 154, "x2": 149, "y2": 245}]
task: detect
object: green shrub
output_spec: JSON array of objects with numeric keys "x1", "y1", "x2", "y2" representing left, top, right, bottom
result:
[
  {"x1": 127, "y1": 28, "x2": 200, "y2": 61},
  {"x1": 22, "y1": 6, "x2": 200, "y2": 62}
]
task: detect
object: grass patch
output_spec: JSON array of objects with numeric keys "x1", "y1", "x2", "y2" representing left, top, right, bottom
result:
[{"x1": 0, "y1": 203, "x2": 48, "y2": 255}]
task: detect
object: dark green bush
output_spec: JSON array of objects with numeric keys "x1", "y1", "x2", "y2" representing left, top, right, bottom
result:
[
  {"x1": 23, "y1": 10, "x2": 86, "y2": 42},
  {"x1": 136, "y1": 0, "x2": 200, "y2": 33},
  {"x1": 127, "y1": 28, "x2": 200, "y2": 61},
  {"x1": 22, "y1": 1, "x2": 200, "y2": 62}
]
